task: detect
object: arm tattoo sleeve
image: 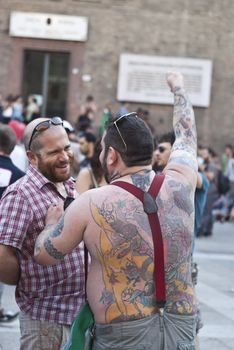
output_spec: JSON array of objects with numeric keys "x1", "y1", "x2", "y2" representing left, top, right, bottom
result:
[{"x1": 170, "y1": 87, "x2": 197, "y2": 169}]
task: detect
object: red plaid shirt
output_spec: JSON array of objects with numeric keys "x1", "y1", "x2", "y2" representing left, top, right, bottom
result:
[{"x1": 0, "y1": 164, "x2": 85, "y2": 325}]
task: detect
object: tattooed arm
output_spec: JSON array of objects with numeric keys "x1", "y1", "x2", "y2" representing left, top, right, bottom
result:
[
  {"x1": 34, "y1": 195, "x2": 88, "y2": 265},
  {"x1": 166, "y1": 72, "x2": 197, "y2": 174}
]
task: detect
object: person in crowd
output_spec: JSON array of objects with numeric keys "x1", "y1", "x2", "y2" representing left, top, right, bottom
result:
[
  {"x1": 153, "y1": 132, "x2": 175, "y2": 173},
  {"x1": 117, "y1": 101, "x2": 130, "y2": 116},
  {"x1": 80, "y1": 95, "x2": 98, "y2": 121},
  {"x1": 12, "y1": 95, "x2": 24, "y2": 122},
  {"x1": 34, "y1": 72, "x2": 199, "y2": 349},
  {"x1": 76, "y1": 139, "x2": 107, "y2": 193},
  {"x1": 8, "y1": 119, "x2": 28, "y2": 172},
  {"x1": 198, "y1": 146, "x2": 219, "y2": 236},
  {"x1": 212, "y1": 192, "x2": 233, "y2": 222},
  {"x1": 76, "y1": 114, "x2": 93, "y2": 135},
  {"x1": 220, "y1": 144, "x2": 233, "y2": 176},
  {"x1": 0, "y1": 117, "x2": 85, "y2": 349},
  {"x1": 63, "y1": 120, "x2": 84, "y2": 178},
  {"x1": 212, "y1": 144, "x2": 234, "y2": 222},
  {"x1": 99, "y1": 102, "x2": 113, "y2": 136},
  {"x1": 0, "y1": 123, "x2": 25, "y2": 197},
  {"x1": 137, "y1": 108, "x2": 155, "y2": 135},
  {"x1": 1, "y1": 94, "x2": 14, "y2": 124},
  {"x1": 226, "y1": 144, "x2": 234, "y2": 196},
  {"x1": 78, "y1": 131, "x2": 96, "y2": 169},
  {"x1": 0, "y1": 123, "x2": 25, "y2": 323},
  {"x1": 24, "y1": 94, "x2": 40, "y2": 124},
  {"x1": 8, "y1": 119, "x2": 26, "y2": 141}
]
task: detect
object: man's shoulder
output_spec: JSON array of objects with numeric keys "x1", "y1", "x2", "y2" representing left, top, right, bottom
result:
[
  {"x1": 76, "y1": 185, "x2": 111, "y2": 209},
  {"x1": 1, "y1": 173, "x2": 32, "y2": 199}
]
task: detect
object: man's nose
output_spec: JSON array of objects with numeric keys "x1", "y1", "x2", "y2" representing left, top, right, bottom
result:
[
  {"x1": 155, "y1": 149, "x2": 160, "y2": 156},
  {"x1": 59, "y1": 151, "x2": 70, "y2": 161}
]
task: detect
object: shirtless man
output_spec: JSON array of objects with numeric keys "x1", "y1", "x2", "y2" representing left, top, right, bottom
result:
[{"x1": 34, "y1": 72, "x2": 198, "y2": 350}]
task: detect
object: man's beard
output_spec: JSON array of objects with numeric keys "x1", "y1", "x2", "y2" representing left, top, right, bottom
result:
[
  {"x1": 37, "y1": 157, "x2": 72, "y2": 183},
  {"x1": 101, "y1": 154, "x2": 121, "y2": 184},
  {"x1": 102, "y1": 157, "x2": 111, "y2": 184}
]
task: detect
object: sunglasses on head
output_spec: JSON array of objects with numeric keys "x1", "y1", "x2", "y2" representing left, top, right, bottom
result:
[
  {"x1": 28, "y1": 117, "x2": 63, "y2": 150},
  {"x1": 113, "y1": 112, "x2": 138, "y2": 150},
  {"x1": 157, "y1": 146, "x2": 166, "y2": 153}
]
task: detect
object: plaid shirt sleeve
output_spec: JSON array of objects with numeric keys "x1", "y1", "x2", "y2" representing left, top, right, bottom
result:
[{"x1": 0, "y1": 190, "x2": 34, "y2": 249}]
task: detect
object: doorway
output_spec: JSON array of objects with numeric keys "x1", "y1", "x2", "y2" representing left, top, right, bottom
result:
[{"x1": 22, "y1": 50, "x2": 70, "y2": 118}]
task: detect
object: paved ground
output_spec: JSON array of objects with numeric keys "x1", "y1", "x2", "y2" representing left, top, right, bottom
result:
[
  {"x1": 0, "y1": 221, "x2": 233, "y2": 349},
  {"x1": 194, "y1": 221, "x2": 234, "y2": 350}
]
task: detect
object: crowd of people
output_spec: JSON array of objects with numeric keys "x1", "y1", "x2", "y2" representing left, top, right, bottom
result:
[
  {"x1": 0, "y1": 73, "x2": 233, "y2": 350},
  {"x1": 0, "y1": 93, "x2": 40, "y2": 125}
]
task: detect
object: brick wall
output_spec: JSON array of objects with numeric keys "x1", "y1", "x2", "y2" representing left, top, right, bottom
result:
[{"x1": 0, "y1": 0, "x2": 233, "y2": 151}]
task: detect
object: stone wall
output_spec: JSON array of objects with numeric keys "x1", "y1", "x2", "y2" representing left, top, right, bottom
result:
[{"x1": 0, "y1": 0, "x2": 233, "y2": 151}]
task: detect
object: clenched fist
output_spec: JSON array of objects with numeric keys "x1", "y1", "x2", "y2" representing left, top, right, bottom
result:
[
  {"x1": 45, "y1": 200, "x2": 64, "y2": 226},
  {"x1": 166, "y1": 71, "x2": 184, "y2": 91}
]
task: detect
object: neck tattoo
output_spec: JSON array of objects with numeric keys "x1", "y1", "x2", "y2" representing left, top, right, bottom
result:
[{"x1": 110, "y1": 168, "x2": 151, "y2": 183}]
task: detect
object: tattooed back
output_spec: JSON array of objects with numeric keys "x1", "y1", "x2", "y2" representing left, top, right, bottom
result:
[{"x1": 82, "y1": 166, "x2": 197, "y2": 324}]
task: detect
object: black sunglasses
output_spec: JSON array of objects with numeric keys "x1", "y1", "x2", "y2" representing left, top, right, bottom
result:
[
  {"x1": 28, "y1": 117, "x2": 63, "y2": 150},
  {"x1": 157, "y1": 146, "x2": 166, "y2": 153},
  {"x1": 113, "y1": 112, "x2": 138, "y2": 150}
]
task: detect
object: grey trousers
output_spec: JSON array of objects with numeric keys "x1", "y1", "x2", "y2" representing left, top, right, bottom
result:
[
  {"x1": 19, "y1": 312, "x2": 70, "y2": 350},
  {"x1": 92, "y1": 311, "x2": 197, "y2": 350}
]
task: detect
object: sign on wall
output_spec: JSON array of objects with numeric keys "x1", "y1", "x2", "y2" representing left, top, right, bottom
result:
[
  {"x1": 117, "y1": 54, "x2": 213, "y2": 107},
  {"x1": 9, "y1": 11, "x2": 88, "y2": 42}
]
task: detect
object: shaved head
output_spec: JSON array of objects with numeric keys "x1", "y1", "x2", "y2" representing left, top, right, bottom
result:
[{"x1": 24, "y1": 118, "x2": 50, "y2": 151}]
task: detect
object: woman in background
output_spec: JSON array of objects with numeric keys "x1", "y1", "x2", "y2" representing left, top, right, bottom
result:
[{"x1": 76, "y1": 140, "x2": 106, "y2": 193}]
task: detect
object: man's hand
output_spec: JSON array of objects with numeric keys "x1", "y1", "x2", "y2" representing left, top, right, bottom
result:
[
  {"x1": 166, "y1": 71, "x2": 184, "y2": 92},
  {"x1": 46, "y1": 200, "x2": 64, "y2": 226}
]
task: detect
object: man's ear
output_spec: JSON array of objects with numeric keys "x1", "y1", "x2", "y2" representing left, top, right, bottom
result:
[
  {"x1": 26, "y1": 150, "x2": 37, "y2": 166},
  {"x1": 106, "y1": 146, "x2": 119, "y2": 165}
]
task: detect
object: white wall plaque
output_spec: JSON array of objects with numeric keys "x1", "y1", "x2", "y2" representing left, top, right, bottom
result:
[
  {"x1": 9, "y1": 11, "x2": 88, "y2": 42},
  {"x1": 117, "y1": 54, "x2": 213, "y2": 107}
]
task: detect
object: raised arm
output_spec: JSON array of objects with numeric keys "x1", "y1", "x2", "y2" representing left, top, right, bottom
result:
[
  {"x1": 167, "y1": 72, "x2": 197, "y2": 172},
  {"x1": 34, "y1": 196, "x2": 88, "y2": 266}
]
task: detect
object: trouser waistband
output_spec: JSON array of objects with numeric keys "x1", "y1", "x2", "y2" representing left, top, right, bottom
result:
[{"x1": 94, "y1": 311, "x2": 196, "y2": 336}]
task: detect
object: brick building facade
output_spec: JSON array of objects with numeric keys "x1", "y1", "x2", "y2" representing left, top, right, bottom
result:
[{"x1": 0, "y1": 0, "x2": 233, "y2": 151}]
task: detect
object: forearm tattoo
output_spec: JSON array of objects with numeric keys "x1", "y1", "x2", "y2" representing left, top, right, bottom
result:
[
  {"x1": 50, "y1": 216, "x2": 65, "y2": 237},
  {"x1": 45, "y1": 216, "x2": 65, "y2": 259},
  {"x1": 37, "y1": 216, "x2": 66, "y2": 260},
  {"x1": 170, "y1": 87, "x2": 197, "y2": 166},
  {"x1": 44, "y1": 237, "x2": 66, "y2": 260}
]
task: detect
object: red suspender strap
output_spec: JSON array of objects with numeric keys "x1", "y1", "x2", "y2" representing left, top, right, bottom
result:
[
  {"x1": 147, "y1": 175, "x2": 166, "y2": 308},
  {"x1": 113, "y1": 174, "x2": 166, "y2": 308}
]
